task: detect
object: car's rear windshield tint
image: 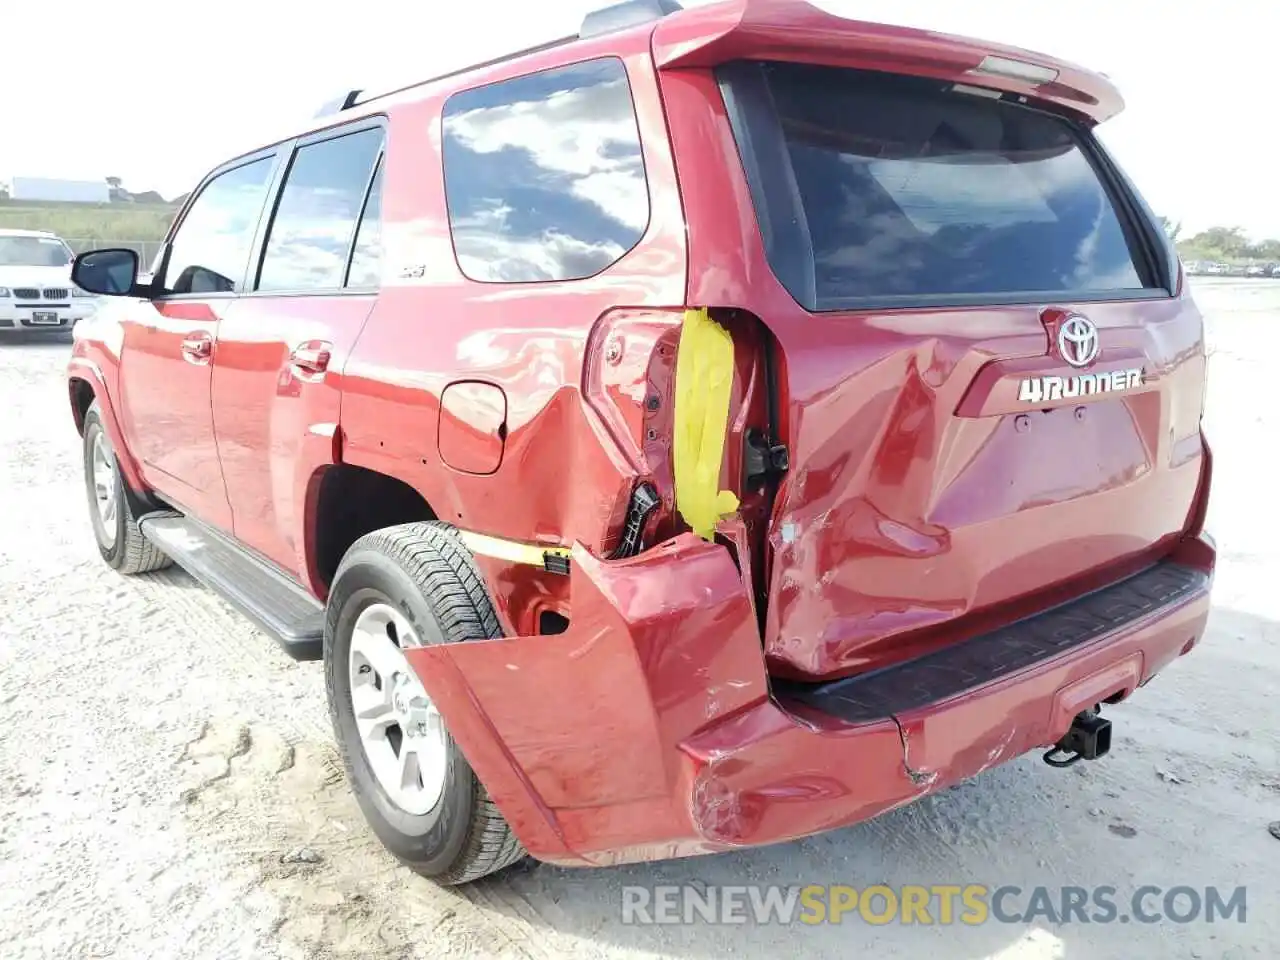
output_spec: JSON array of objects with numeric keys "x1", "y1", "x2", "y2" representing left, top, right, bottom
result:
[{"x1": 720, "y1": 61, "x2": 1154, "y2": 310}]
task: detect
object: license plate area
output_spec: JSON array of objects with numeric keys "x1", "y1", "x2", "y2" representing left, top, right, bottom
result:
[{"x1": 29, "y1": 312, "x2": 60, "y2": 325}]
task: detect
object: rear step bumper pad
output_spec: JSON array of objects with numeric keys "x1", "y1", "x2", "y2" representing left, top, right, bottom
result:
[
  {"x1": 775, "y1": 561, "x2": 1207, "y2": 725},
  {"x1": 138, "y1": 513, "x2": 325, "y2": 661},
  {"x1": 398, "y1": 532, "x2": 1214, "y2": 868}
]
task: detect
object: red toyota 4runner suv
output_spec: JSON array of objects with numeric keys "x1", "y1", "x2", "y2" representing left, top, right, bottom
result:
[{"x1": 67, "y1": 0, "x2": 1214, "y2": 885}]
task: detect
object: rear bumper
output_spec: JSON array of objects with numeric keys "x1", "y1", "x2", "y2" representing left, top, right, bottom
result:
[{"x1": 405, "y1": 530, "x2": 1214, "y2": 868}]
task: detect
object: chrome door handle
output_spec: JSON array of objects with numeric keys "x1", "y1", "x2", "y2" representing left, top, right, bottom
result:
[
  {"x1": 290, "y1": 341, "x2": 332, "y2": 375},
  {"x1": 181, "y1": 334, "x2": 212, "y2": 364}
]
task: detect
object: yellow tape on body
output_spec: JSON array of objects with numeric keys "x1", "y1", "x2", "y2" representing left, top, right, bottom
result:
[{"x1": 672, "y1": 308, "x2": 741, "y2": 540}]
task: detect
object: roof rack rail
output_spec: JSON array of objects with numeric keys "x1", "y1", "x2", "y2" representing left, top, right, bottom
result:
[
  {"x1": 349, "y1": 35, "x2": 578, "y2": 111},
  {"x1": 580, "y1": 0, "x2": 682, "y2": 39},
  {"x1": 333, "y1": 0, "x2": 684, "y2": 114},
  {"x1": 314, "y1": 89, "x2": 364, "y2": 118}
]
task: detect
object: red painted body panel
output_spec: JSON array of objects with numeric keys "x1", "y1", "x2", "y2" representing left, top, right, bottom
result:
[
  {"x1": 651, "y1": 0, "x2": 1124, "y2": 123},
  {"x1": 409, "y1": 531, "x2": 1214, "y2": 866},
  {"x1": 656, "y1": 63, "x2": 1207, "y2": 681},
  {"x1": 438, "y1": 381, "x2": 508, "y2": 476},
  {"x1": 211, "y1": 294, "x2": 373, "y2": 575},
  {"x1": 338, "y1": 40, "x2": 688, "y2": 559},
  {"x1": 118, "y1": 298, "x2": 234, "y2": 530},
  {"x1": 69, "y1": 0, "x2": 1217, "y2": 871},
  {"x1": 67, "y1": 312, "x2": 145, "y2": 493}
]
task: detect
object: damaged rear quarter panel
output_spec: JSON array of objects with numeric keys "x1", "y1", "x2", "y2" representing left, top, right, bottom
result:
[{"x1": 403, "y1": 535, "x2": 767, "y2": 855}]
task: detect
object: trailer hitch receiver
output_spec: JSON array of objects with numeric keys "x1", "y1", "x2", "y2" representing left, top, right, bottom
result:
[{"x1": 1043, "y1": 708, "x2": 1112, "y2": 768}]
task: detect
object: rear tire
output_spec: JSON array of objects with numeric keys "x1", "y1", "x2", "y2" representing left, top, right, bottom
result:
[
  {"x1": 324, "y1": 521, "x2": 525, "y2": 885},
  {"x1": 82, "y1": 402, "x2": 171, "y2": 575}
]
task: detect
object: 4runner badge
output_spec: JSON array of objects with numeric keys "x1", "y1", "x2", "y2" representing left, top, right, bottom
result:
[{"x1": 1018, "y1": 368, "x2": 1144, "y2": 404}]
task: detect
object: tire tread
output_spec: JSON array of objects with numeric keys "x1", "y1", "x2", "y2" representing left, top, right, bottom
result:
[
  {"x1": 114, "y1": 496, "x2": 171, "y2": 575},
  {"x1": 84, "y1": 402, "x2": 171, "y2": 576},
  {"x1": 332, "y1": 521, "x2": 525, "y2": 885}
]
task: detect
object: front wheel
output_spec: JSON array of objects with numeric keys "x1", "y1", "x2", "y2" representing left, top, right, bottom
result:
[
  {"x1": 324, "y1": 522, "x2": 524, "y2": 885},
  {"x1": 82, "y1": 402, "x2": 170, "y2": 574}
]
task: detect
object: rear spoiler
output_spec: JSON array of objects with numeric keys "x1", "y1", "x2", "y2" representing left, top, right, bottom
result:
[{"x1": 651, "y1": 0, "x2": 1124, "y2": 124}]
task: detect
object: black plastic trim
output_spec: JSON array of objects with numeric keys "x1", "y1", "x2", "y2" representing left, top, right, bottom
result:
[
  {"x1": 777, "y1": 561, "x2": 1207, "y2": 725},
  {"x1": 1074, "y1": 128, "x2": 1165, "y2": 293},
  {"x1": 315, "y1": 89, "x2": 364, "y2": 117},
  {"x1": 138, "y1": 512, "x2": 325, "y2": 661},
  {"x1": 717, "y1": 62, "x2": 816, "y2": 310},
  {"x1": 543, "y1": 554, "x2": 572, "y2": 576},
  {"x1": 236, "y1": 287, "x2": 379, "y2": 300},
  {"x1": 812, "y1": 287, "x2": 1168, "y2": 314},
  {"x1": 342, "y1": 150, "x2": 385, "y2": 289},
  {"x1": 1088, "y1": 135, "x2": 1179, "y2": 295},
  {"x1": 606, "y1": 482, "x2": 661, "y2": 559}
]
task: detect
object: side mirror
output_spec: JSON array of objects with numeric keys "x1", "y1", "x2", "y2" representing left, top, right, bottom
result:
[{"x1": 71, "y1": 248, "x2": 141, "y2": 297}]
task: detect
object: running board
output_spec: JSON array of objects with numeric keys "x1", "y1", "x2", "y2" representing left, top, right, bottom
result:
[{"x1": 138, "y1": 513, "x2": 325, "y2": 661}]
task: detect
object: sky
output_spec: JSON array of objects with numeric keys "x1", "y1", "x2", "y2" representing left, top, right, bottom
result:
[{"x1": 1, "y1": 0, "x2": 1273, "y2": 239}]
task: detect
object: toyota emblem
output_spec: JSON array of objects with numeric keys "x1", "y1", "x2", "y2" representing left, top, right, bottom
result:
[{"x1": 1057, "y1": 315, "x2": 1099, "y2": 368}]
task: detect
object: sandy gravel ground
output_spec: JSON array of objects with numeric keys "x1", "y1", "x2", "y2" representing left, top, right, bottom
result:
[{"x1": 1, "y1": 280, "x2": 1276, "y2": 960}]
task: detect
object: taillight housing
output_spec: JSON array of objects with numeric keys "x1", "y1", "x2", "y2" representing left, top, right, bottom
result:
[{"x1": 582, "y1": 307, "x2": 685, "y2": 546}]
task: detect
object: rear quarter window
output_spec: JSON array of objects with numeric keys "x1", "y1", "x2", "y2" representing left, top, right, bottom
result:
[
  {"x1": 441, "y1": 57, "x2": 649, "y2": 283},
  {"x1": 720, "y1": 61, "x2": 1157, "y2": 310}
]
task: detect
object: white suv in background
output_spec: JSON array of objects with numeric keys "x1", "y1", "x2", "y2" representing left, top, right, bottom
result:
[{"x1": 0, "y1": 229, "x2": 99, "y2": 336}]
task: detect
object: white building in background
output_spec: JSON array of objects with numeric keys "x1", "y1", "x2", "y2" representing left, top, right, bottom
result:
[{"x1": 8, "y1": 177, "x2": 110, "y2": 203}]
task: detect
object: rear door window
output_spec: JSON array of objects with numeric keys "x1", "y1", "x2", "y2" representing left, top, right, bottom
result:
[
  {"x1": 257, "y1": 126, "x2": 384, "y2": 292},
  {"x1": 721, "y1": 61, "x2": 1154, "y2": 309}
]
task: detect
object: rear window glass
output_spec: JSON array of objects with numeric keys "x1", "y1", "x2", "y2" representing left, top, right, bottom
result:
[{"x1": 724, "y1": 62, "x2": 1150, "y2": 308}]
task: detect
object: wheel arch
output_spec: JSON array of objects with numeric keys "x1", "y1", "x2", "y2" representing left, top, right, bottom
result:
[
  {"x1": 305, "y1": 463, "x2": 440, "y2": 600},
  {"x1": 67, "y1": 362, "x2": 148, "y2": 496},
  {"x1": 69, "y1": 376, "x2": 96, "y2": 435}
]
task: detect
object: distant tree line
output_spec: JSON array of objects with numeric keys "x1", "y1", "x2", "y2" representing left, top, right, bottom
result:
[
  {"x1": 104, "y1": 176, "x2": 176, "y2": 206},
  {"x1": 1158, "y1": 217, "x2": 1280, "y2": 263}
]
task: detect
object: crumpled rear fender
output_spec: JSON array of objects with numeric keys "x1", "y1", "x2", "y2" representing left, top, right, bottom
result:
[{"x1": 402, "y1": 534, "x2": 768, "y2": 863}]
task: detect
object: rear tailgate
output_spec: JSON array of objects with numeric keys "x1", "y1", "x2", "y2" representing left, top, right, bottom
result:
[
  {"x1": 654, "y1": 3, "x2": 1206, "y2": 681},
  {"x1": 755, "y1": 294, "x2": 1205, "y2": 681}
]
